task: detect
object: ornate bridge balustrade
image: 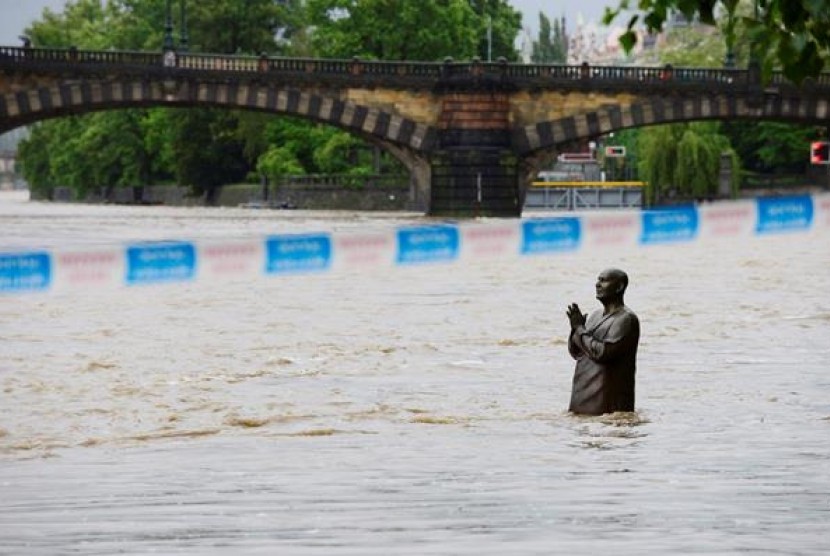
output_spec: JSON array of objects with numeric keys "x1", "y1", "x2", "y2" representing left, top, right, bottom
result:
[{"x1": 2, "y1": 46, "x2": 829, "y2": 216}]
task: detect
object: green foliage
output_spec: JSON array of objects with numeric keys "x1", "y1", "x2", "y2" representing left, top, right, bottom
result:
[
  {"x1": 531, "y1": 13, "x2": 568, "y2": 63},
  {"x1": 257, "y1": 146, "x2": 304, "y2": 179},
  {"x1": 140, "y1": 109, "x2": 176, "y2": 179},
  {"x1": 169, "y1": 109, "x2": 249, "y2": 200},
  {"x1": 314, "y1": 132, "x2": 364, "y2": 174},
  {"x1": 26, "y1": 0, "x2": 113, "y2": 49},
  {"x1": 604, "y1": 0, "x2": 830, "y2": 83},
  {"x1": 26, "y1": 0, "x2": 299, "y2": 53},
  {"x1": 17, "y1": 122, "x2": 61, "y2": 199},
  {"x1": 264, "y1": 117, "x2": 331, "y2": 173},
  {"x1": 18, "y1": 111, "x2": 152, "y2": 198},
  {"x1": 306, "y1": 0, "x2": 515, "y2": 61},
  {"x1": 184, "y1": 0, "x2": 296, "y2": 54},
  {"x1": 469, "y1": 0, "x2": 524, "y2": 62},
  {"x1": 637, "y1": 123, "x2": 734, "y2": 202},
  {"x1": 659, "y1": 25, "x2": 726, "y2": 67},
  {"x1": 637, "y1": 125, "x2": 679, "y2": 204},
  {"x1": 721, "y1": 121, "x2": 823, "y2": 173},
  {"x1": 675, "y1": 125, "x2": 720, "y2": 197}
]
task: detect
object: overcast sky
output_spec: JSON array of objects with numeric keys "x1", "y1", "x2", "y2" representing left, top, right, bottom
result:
[{"x1": 0, "y1": 0, "x2": 619, "y2": 46}]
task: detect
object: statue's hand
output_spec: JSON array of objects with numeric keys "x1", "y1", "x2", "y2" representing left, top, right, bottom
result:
[{"x1": 567, "y1": 303, "x2": 586, "y2": 329}]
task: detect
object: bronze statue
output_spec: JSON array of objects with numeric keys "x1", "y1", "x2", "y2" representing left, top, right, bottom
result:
[{"x1": 566, "y1": 268, "x2": 640, "y2": 415}]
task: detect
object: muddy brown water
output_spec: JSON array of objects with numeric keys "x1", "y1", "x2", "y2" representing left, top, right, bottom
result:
[{"x1": 2, "y1": 192, "x2": 829, "y2": 554}]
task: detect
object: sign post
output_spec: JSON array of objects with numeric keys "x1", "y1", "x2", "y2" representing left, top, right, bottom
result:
[{"x1": 811, "y1": 140, "x2": 830, "y2": 190}]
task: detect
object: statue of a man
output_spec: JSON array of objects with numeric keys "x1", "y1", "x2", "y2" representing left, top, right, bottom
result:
[{"x1": 566, "y1": 268, "x2": 640, "y2": 415}]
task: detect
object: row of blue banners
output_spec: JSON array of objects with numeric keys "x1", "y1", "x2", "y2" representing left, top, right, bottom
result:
[{"x1": 0, "y1": 194, "x2": 819, "y2": 294}]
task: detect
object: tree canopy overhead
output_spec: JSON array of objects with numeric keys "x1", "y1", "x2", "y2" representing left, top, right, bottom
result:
[
  {"x1": 603, "y1": 0, "x2": 830, "y2": 83},
  {"x1": 305, "y1": 0, "x2": 521, "y2": 61}
]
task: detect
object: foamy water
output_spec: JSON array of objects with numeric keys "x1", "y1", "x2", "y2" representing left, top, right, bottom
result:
[{"x1": 1, "y1": 192, "x2": 829, "y2": 555}]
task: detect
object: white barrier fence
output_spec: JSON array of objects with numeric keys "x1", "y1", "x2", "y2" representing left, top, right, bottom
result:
[{"x1": 2, "y1": 194, "x2": 829, "y2": 295}]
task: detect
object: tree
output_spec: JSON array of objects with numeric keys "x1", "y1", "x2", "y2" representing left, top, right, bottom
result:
[
  {"x1": 25, "y1": 0, "x2": 114, "y2": 49},
  {"x1": 183, "y1": 0, "x2": 297, "y2": 54},
  {"x1": 722, "y1": 121, "x2": 824, "y2": 174},
  {"x1": 673, "y1": 123, "x2": 728, "y2": 198},
  {"x1": 17, "y1": 122, "x2": 63, "y2": 199},
  {"x1": 17, "y1": 111, "x2": 154, "y2": 199},
  {"x1": 636, "y1": 123, "x2": 734, "y2": 203},
  {"x1": 603, "y1": 0, "x2": 830, "y2": 83},
  {"x1": 169, "y1": 109, "x2": 249, "y2": 204},
  {"x1": 257, "y1": 146, "x2": 304, "y2": 182},
  {"x1": 531, "y1": 13, "x2": 568, "y2": 64},
  {"x1": 468, "y1": 0, "x2": 524, "y2": 62},
  {"x1": 306, "y1": 0, "x2": 481, "y2": 60}
]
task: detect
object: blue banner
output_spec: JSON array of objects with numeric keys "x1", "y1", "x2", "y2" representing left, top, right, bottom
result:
[
  {"x1": 126, "y1": 242, "x2": 196, "y2": 285},
  {"x1": 520, "y1": 217, "x2": 581, "y2": 254},
  {"x1": 756, "y1": 195, "x2": 814, "y2": 234},
  {"x1": 0, "y1": 252, "x2": 51, "y2": 293},
  {"x1": 640, "y1": 207, "x2": 699, "y2": 244},
  {"x1": 265, "y1": 233, "x2": 332, "y2": 274},
  {"x1": 396, "y1": 225, "x2": 460, "y2": 265}
]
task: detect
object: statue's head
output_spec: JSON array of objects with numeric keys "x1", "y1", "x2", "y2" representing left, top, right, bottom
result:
[{"x1": 595, "y1": 268, "x2": 628, "y2": 302}]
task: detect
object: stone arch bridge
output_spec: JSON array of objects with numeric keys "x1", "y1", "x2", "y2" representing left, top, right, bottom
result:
[{"x1": 2, "y1": 46, "x2": 829, "y2": 216}]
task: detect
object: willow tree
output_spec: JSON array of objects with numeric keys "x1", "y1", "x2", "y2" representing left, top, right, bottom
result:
[{"x1": 638, "y1": 123, "x2": 737, "y2": 203}]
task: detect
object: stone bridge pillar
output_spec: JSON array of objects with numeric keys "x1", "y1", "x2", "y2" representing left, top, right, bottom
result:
[{"x1": 430, "y1": 88, "x2": 520, "y2": 217}]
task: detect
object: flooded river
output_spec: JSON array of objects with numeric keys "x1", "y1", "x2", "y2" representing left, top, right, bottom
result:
[{"x1": 1, "y1": 191, "x2": 829, "y2": 554}]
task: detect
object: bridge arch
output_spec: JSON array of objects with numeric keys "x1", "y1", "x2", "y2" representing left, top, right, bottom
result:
[
  {"x1": 1, "y1": 77, "x2": 439, "y2": 206},
  {"x1": 1, "y1": 78, "x2": 438, "y2": 151},
  {"x1": 515, "y1": 93, "x2": 830, "y2": 155}
]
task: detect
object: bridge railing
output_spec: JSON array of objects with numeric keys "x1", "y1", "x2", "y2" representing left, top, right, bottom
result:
[
  {"x1": 3, "y1": 45, "x2": 830, "y2": 91},
  {"x1": 0, "y1": 46, "x2": 159, "y2": 66},
  {"x1": 177, "y1": 53, "x2": 260, "y2": 72},
  {"x1": 507, "y1": 63, "x2": 744, "y2": 85}
]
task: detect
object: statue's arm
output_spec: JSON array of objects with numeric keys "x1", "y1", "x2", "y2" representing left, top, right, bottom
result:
[
  {"x1": 567, "y1": 331, "x2": 582, "y2": 359},
  {"x1": 571, "y1": 313, "x2": 639, "y2": 363}
]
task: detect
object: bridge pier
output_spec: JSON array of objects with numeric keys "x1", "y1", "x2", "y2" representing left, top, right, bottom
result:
[
  {"x1": 428, "y1": 88, "x2": 521, "y2": 217},
  {"x1": 430, "y1": 148, "x2": 520, "y2": 217}
]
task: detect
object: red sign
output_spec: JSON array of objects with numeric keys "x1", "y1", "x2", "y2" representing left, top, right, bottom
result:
[{"x1": 811, "y1": 141, "x2": 829, "y2": 165}]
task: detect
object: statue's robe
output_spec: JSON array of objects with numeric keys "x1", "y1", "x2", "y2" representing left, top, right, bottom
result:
[{"x1": 568, "y1": 306, "x2": 640, "y2": 415}]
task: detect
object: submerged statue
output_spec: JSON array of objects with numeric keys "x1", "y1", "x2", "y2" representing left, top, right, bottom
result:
[{"x1": 566, "y1": 268, "x2": 640, "y2": 415}]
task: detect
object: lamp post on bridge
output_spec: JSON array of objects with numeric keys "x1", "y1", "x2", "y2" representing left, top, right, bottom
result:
[
  {"x1": 162, "y1": 0, "x2": 189, "y2": 52},
  {"x1": 163, "y1": 0, "x2": 175, "y2": 52},
  {"x1": 179, "y1": 0, "x2": 189, "y2": 52}
]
